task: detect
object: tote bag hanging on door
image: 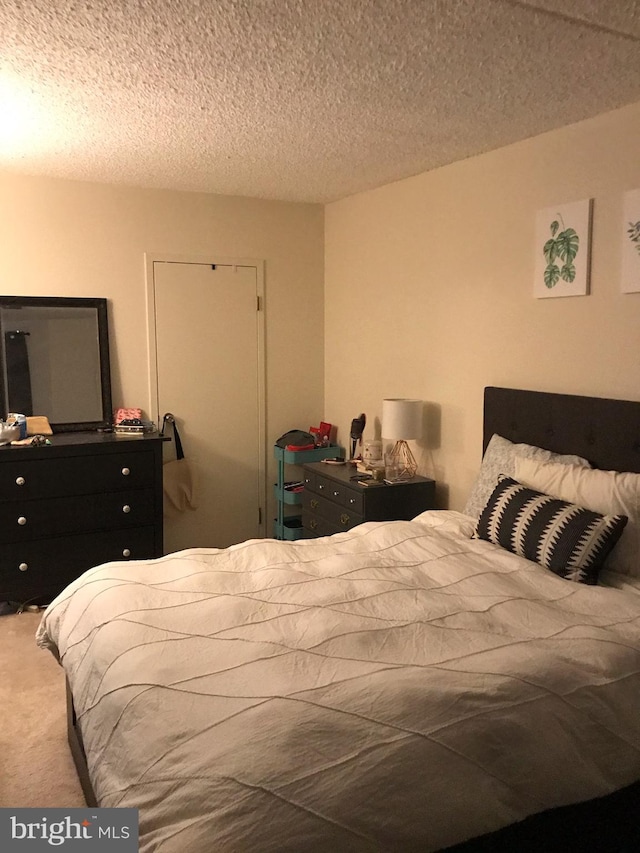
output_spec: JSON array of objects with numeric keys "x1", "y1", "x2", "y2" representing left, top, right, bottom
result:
[{"x1": 161, "y1": 413, "x2": 197, "y2": 516}]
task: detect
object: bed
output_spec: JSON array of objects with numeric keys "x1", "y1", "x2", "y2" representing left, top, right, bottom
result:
[{"x1": 36, "y1": 387, "x2": 640, "y2": 852}]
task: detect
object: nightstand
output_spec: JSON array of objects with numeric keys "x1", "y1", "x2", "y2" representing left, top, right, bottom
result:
[{"x1": 301, "y1": 462, "x2": 435, "y2": 537}]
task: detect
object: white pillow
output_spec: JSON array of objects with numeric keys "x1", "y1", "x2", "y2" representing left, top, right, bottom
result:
[
  {"x1": 515, "y1": 457, "x2": 640, "y2": 579},
  {"x1": 463, "y1": 433, "x2": 590, "y2": 520}
]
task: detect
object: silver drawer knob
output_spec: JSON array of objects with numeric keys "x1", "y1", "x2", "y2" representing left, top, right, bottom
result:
[
  {"x1": 333, "y1": 490, "x2": 339, "y2": 497},
  {"x1": 122, "y1": 548, "x2": 131, "y2": 557},
  {"x1": 18, "y1": 516, "x2": 27, "y2": 525},
  {"x1": 318, "y1": 484, "x2": 324, "y2": 490},
  {"x1": 16, "y1": 476, "x2": 25, "y2": 486},
  {"x1": 122, "y1": 505, "x2": 131, "y2": 513},
  {"x1": 121, "y1": 467, "x2": 130, "y2": 476},
  {"x1": 19, "y1": 562, "x2": 28, "y2": 572}
]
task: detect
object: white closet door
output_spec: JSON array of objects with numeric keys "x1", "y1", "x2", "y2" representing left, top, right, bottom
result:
[{"x1": 152, "y1": 260, "x2": 264, "y2": 553}]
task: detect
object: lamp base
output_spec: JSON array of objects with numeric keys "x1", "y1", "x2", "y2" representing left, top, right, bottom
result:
[{"x1": 384, "y1": 439, "x2": 417, "y2": 481}]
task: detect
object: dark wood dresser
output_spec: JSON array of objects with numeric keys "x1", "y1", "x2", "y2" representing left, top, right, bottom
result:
[
  {"x1": 301, "y1": 462, "x2": 435, "y2": 537},
  {"x1": 0, "y1": 432, "x2": 164, "y2": 605}
]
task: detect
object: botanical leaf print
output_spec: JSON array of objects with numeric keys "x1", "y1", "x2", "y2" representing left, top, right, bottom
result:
[
  {"x1": 628, "y1": 221, "x2": 640, "y2": 256},
  {"x1": 556, "y1": 228, "x2": 579, "y2": 263},
  {"x1": 543, "y1": 217, "x2": 580, "y2": 288},
  {"x1": 544, "y1": 264, "x2": 560, "y2": 288}
]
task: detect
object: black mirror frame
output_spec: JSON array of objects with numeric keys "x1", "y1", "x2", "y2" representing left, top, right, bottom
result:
[{"x1": 0, "y1": 295, "x2": 113, "y2": 432}]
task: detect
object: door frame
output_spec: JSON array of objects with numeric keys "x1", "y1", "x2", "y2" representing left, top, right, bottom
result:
[{"x1": 144, "y1": 252, "x2": 267, "y2": 537}]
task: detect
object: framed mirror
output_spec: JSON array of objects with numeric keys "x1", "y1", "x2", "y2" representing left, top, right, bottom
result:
[{"x1": 0, "y1": 296, "x2": 112, "y2": 432}]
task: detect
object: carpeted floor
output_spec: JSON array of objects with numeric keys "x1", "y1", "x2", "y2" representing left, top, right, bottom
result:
[{"x1": 0, "y1": 609, "x2": 85, "y2": 807}]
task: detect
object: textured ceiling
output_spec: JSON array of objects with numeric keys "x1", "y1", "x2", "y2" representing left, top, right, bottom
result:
[{"x1": 1, "y1": 0, "x2": 639, "y2": 203}]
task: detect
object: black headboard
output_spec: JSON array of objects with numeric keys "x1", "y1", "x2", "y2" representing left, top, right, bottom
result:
[{"x1": 483, "y1": 387, "x2": 640, "y2": 474}]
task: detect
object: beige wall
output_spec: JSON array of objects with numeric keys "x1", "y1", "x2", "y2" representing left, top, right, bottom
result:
[
  {"x1": 4, "y1": 101, "x2": 640, "y2": 521},
  {"x1": 325, "y1": 101, "x2": 640, "y2": 511},
  {"x1": 0, "y1": 174, "x2": 325, "y2": 515}
]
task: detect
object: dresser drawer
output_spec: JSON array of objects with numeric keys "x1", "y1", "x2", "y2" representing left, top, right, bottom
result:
[
  {"x1": 0, "y1": 451, "x2": 157, "y2": 502},
  {"x1": 0, "y1": 488, "x2": 156, "y2": 542},
  {"x1": 309, "y1": 473, "x2": 363, "y2": 512},
  {"x1": 340, "y1": 486, "x2": 363, "y2": 513},
  {"x1": 0, "y1": 526, "x2": 158, "y2": 602},
  {"x1": 312, "y1": 473, "x2": 334, "y2": 499},
  {"x1": 302, "y1": 490, "x2": 364, "y2": 532},
  {"x1": 302, "y1": 514, "x2": 341, "y2": 538}
]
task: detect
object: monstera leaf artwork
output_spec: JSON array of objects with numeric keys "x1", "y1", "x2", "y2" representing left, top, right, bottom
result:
[
  {"x1": 534, "y1": 199, "x2": 592, "y2": 298},
  {"x1": 627, "y1": 221, "x2": 640, "y2": 253},
  {"x1": 622, "y1": 189, "x2": 640, "y2": 293},
  {"x1": 543, "y1": 219, "x2": 579, "y2": 288}
]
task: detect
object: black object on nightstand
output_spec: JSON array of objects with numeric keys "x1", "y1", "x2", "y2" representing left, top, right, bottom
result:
[{"x1": 301, "y1": 462, "x2": 435, "y2": 537}]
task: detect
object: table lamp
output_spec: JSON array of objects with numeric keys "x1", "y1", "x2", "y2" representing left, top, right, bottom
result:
[{"x1": 381, "y1": 398, "x2": 422, "y2": 480}]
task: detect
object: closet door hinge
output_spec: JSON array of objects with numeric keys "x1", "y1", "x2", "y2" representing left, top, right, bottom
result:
[
  {"x1": 256, "y1": 295, "x2": 262, "y2": 311},
  {"x1": 258, "y1": 507, "x2": 263, "y2": 525}
]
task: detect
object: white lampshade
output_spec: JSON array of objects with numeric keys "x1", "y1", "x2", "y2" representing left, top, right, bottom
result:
[{"x1": 381, "y1": 399, "x2": 422, "y2": 440}]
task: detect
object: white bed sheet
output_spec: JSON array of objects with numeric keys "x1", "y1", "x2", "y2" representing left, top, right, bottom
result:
[{"x1": 37, "y1": 512, "x2": 640, "y2": 852}]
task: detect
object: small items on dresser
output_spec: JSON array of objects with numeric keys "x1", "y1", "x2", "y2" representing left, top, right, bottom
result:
[
  {"x1": 25, "y1": 415, "x2": 52, "y2": 436},
  {"x1": 0, "y1": 414, "x2": 53, "y2": 445},
  {"x1": 9, "y1": 435, "x2": 51, "y2": 447},
  {"x1": 362, "y1": 439, "x2": 383, "y2": 464},
  {"x1": 349, "y1": 412, "x2": 366, "y2": 462},
  {"x1": 360, "y1": 439, "x2": 385, "y2": 479},
  {"x1": 6, "y1": 412, "x2": 27, "y2": 438},
  {"x1": 113, "y1": 407, "x2": 156, "y2": 435},
  {"x1": 0, "y1": 421, "x2": 20, "y2": 445},
  {"x1": 114, "y1": 407, "x2": 143, "y2": 425}
]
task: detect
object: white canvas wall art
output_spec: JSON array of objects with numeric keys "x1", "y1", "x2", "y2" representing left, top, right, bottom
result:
[
  {"x1": 534, "y1": 199, "x2": 592, "y2": 298},
  {"x1": 622, "y1": 189, "x2": 640, "y2": 294}
]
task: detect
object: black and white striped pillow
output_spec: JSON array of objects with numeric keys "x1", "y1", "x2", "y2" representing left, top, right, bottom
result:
[{"x1": 476, "y1": 476, "x2": 628, "y2": 584}]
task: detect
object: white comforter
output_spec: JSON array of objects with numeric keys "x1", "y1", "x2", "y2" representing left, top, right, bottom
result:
[{"x1": 37, "y1": 512, "x2": 640, "y2": 852}]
